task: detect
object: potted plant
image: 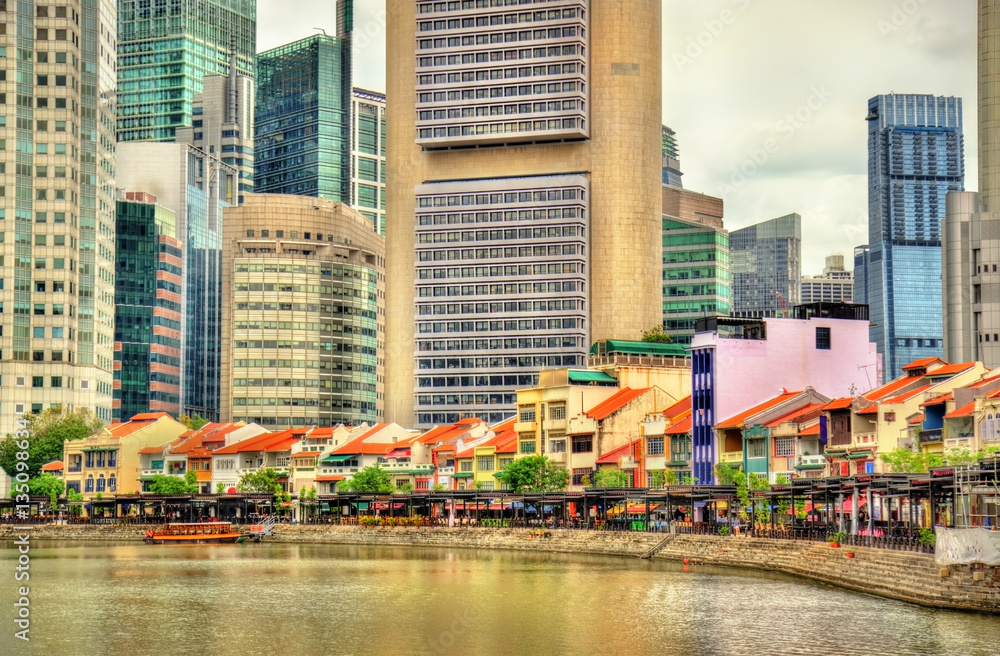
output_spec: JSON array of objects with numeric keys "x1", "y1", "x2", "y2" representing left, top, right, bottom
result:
[{"x1": 828, "y1": 531, "x2": 847, "y2": 548}]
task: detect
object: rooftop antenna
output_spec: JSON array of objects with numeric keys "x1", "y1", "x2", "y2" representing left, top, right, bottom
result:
[{"x1": 314, "y1": 27, "x2": 328, "y2": 36}]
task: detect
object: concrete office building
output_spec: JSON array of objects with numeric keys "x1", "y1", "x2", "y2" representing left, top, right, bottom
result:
[
  {"x1": 801, "y1": 254, "x2": 854, "y2": 304},
  {"x1": 386, "y1": 0, "x2": 663, "y2": 427},
  {"x1": 116, "y1": 0, "x2": 256, "y2": 142},
  {"x1": 943, "y1": 2, "x2": 1000, "y2": 368},
  {"x1": 0, "y1": 0, "x2": 118, "y2": 434},
  {"x1": 351, "y1": 89, "x2": 387, "y2": 235},
  {"x1": 729, "y1": 214, "x2": 802, "y2": 318},
  {"x1": 116, "y1": 142, "x2": 237, "y2": 421},
  {"x1": 220, "y1": 194, "x2": 385, "y2": 429},
  {"x1": 858, "y1": 93, "x2": 964, "y2": 381}
]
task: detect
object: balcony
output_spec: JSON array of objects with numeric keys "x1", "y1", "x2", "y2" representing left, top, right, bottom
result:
[
  {"x1": 795, "y1": 454, "x2": 826, "y2": 471},
  {"x1": 719, "y1": 451, "x2": 743, "y2": 464},
  {"x1": 547, "y1": 451, "x2": 567, "y2": 464},
  {"x1": 919, "y1": 428, "x2": 943, "y2": 444},
  {"x1": 897, "y1": 437, "x2": 916, "y2": 451},
  {"x1": 853, "y1": 432, "x2": 877, "y2": 447},
  {"x1": 437, "y1": 466, "x2": 455, "y2": 476}
]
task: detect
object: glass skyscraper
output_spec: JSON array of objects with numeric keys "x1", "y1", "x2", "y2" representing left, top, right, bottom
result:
[
  {"x1": 351, "y1": 89, "x2": 386, "y2": 235},
  {"x1": 662, "y1": 216, "x2": 730, "y2": 344},
  {"x1": 857, "y1": 94, "x2": 964, "y2": 380},
  {"x1": 116, "y1": 0, "x2": 256, "y2": 142},
  {"x1": 729, "y1": 214, "x2": 801, "y2": 318}
]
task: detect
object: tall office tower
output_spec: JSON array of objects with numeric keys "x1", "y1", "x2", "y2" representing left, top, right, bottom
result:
[
  {"x1": 386, "y1": 0, "x2": 663, "y2": 428},
  {"x1": 800, "y1": 254, "x2": 854, "y2": 304},
  {"x1": 113, "y1": 192, "x2": 184, "y2": 421},
  {"x1": 220, "y1": 194, "x2": 384, "y2": 429},
  {"x1": 943, "y1": 2, "x2": 1000, "y2": 368},
  {"x1": 117, "y1": 142, "x2": 237, "y2": 421},
  {"x1": 116, "y1": 0, "x2": 256, "y2": 142},
  {"x1": 662, "y1": 126, "x2": 683, "y2": 188},
  {"x1": 351, "y1": 89, "x2": 387, "y2": 235},
  {"x1": 255, "y1": 26, "x2": 353, "y2": 202},
  {"x1": 860, "y1": 94, "x2": 964, "y2": 380},
  {"x1": 660, "y1": 187, "x2": 729, "y2": 344},
  {"x1": 0, "y1": 1, "x2": 118, "y2": 434},
  {"x1": 175, "y1": 54, "x2": 254, "y2": 204},
  {"x1": 729, "y1": 214, "x2": 802, "y2": 318}
]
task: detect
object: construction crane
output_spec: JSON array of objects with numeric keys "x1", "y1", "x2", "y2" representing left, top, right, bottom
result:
[{"x1": 775, "y1": 291, "x2": 789, "y2": 318}]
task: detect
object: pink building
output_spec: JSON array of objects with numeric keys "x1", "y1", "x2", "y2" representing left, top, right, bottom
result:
[{"x1": 690, "y1": 303, "x2": 881, "y2": 483}]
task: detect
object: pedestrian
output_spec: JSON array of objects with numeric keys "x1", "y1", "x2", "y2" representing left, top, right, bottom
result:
[{"x1": 733, "y1": 515, "x2": 741, "y2": 536}]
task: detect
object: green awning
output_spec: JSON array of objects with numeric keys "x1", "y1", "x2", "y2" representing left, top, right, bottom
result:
[
  {"x1": 320, "y1": 503, "x2": 331, "y2": 511},
  {"x1": 452, "y1": 472, "x2": 473, "y2": 478},
  {"x1": 321, "y1": 454, "x2": 352, "y2": 464},
  {"x1": 589, "y1": 339, "x2": 688, "y2": 358},
  {"x1": 795, "y1": 464, "x2": 826, "y2": 470},
  {"x1": 351, "y1": 502, "x2": 369, "y2": 510},
  {"x1": 568, "y1": 370, "x2": 618, "y2": 384},
  {"x1": 847, "y1": 452, "x2": 873, "y2": 459},
  {"x1": 82, "y1": 446, "x2": 119, "y2": 452},
  {"x1": 824, "y1": 451, "x2": 847, "y2": 457}
]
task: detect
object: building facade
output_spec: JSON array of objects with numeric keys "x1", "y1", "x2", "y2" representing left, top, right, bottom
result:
[
  {"x1": 116, "y1": 0, "x2": 256, "y2": 142},
  {"x1": 386, "y1": 0, "x2": 663, "y2": 427},
  {"x1": 0, "y1": 0, "x2": 118, "y2": 433},
  {"x1": 729, "y1": 214, "x2": 801, "y2": 318},
  {"x1": 351, "y1": 88, "x2": 386, "y2": 235},
  {"x1": 113, "y1": 192, "x2": 184, "y2": 421},
  {"x1": 800, "y1": 254, "x2": 853, "y2": 304},
  {"x1": 859, "y1": 93, "x2": 964, "y2": 381},
  {"x1": 116, "y1": 142, "x2": 235, "y2": 421},
  {"x1": 220, "y1": 194, "x2": 384, "y2": 429},
  {"x1": 254, "y1": 30, "x2": 352, "y2": 203},
  {"x1": 662, "y1": 126, "x2": 683, "y2": 188}
]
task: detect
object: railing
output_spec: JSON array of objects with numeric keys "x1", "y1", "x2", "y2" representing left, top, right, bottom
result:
[
  {"x1": 853, "y1": 432, "x2": 877, "y2": 447},
  {"x1": 437, "y1": 466, "x2": 455, "y2": 476},
  {"x1": 719, "y1": 452, "x2": 743, "y2": 464},
  {"x1": 919, "y1": 428, "x2": 943, "y2": 444},
  {"x1": 586, "y1": 354, "x2": 690, "y2": 369},
  {"x1": 796, "y1": 454, "x2": 825, "y2": 468}
]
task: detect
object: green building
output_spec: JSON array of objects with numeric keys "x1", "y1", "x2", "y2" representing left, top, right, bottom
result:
[
  {"x1": 113, "y1": 194, "x2": 184, "y2": 421},
  {"x1": 662, "y1": 216, "x2": 731, "y2": 344},
  {"x1": 116, "y1": 0, "x2": 256, "y2": 142}
]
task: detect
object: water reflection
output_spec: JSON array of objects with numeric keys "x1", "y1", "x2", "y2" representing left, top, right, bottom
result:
[{"x1": 1, "y1": 541, "x2": 997, "y2": 655}]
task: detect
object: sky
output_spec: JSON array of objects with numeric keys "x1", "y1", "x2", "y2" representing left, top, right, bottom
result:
[{"x1": 257, "y1": 0, "x2": 978, "y2": 275}]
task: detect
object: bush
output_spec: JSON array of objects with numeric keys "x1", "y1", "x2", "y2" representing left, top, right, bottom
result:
[{"x1": 919, "y1": 528, "x2": 936, "y2": 546}]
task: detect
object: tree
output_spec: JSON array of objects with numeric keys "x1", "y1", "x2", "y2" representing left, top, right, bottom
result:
[
  {"x1": 178, "y1": 414, "x2": 210, "y2": 430},
  {"x1": 28, "y1": 473, "x2": 65, "y2": 500},
  {"x1": 67, "y1": 489, "x2": 84, "y2": 517},
  {"x1": 641, "y1": 324, "x2": 673, "y2": 344},
  {"x1": 237, "y1": 468, "x2": 282, "y2": 494},
  {"x1": 0, "y1": 408, "x2": 104, "y2": 481},
  {"x1": 432, "y1": 483, "x2": 446, "y2": 492},
  {"x1": 149, "y1": 474, "x2": 197, "y2": 495},
  {"x1": 650, "y1": 469, "x2": 667, "y2": 489},
  {"x1": 592, "y1": 468, "x2": 631, "y2": 488},
  {"x1": 495, "y1": 456, "x2": 569, "y2": 493},
  {"x1": 216, "y1": 482, "x2": 226, "y2": 494},
  {"x1": 879, "y1": 448, "x2": 943, "y2": 473},
  {"x1": 338, "y1": 466, "x2": 392, "y2": 493}
]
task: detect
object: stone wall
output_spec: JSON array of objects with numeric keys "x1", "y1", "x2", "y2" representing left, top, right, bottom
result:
[{"x1": 3, "y1": 524, "x2": 997, "y2": 613}]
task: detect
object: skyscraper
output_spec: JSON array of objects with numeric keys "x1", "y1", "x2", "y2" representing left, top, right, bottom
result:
[
  {"x1": 729, "y1": 214, "x2": 802, "y2": 318},
  {"x1": 858, "y1": 94, "x2": 964, "y2": 380},
  {"x1": 386, "y1": 0, "x2": 663, "y2": 428},
  {"x1": 116, "y1": 0, "x2": 256, "y2": 142},
  {"x1": 351, "y1": 88, "x2": 387, "y2": 235},
  {"x1": 800, "y1": 254, "x2": 853, "y2": 304},
  {"x1": 0, "y1": 0, "x2": 119, "y2": 434}
]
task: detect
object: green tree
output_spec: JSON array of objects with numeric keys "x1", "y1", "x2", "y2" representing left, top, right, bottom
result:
[
  {"x1": 67, "y1": 489, "x2": 84, "y2": 517},
  {"x1": 178, "y1": 414, "x2": 210, "y2": 430},
  {"x1": 592, "y1": 468, "x2": 631, "y2": 488},
  {"x1": 236, "y1": 468, "x2": 282, "y2": 494},
  {"x1": 432, "y1": 483, "x2": 446, "y2": 492},
  {"x1": 0, "y1": 408, "x2": 104, "y2": 481},
  {"x1": 184, "y1": 469, "x2": 199, "y2": 492},
  {"x1": 650, "y1": 469, "x2": 666, "y2": 489},
  {"x1": 714, "y1": 463, "x2": 742, "y2": 485},
  {"x1": 495, "y1": 455, "x2": 569, "y2": 493},
  {"x1": 641, "y1": 324, "x2": 673, "y2": 344},
  {"x1": 148, "y1": 474, "x2": 197, "y2": 495},
  {"x1": 338, "y1": 466, "x2": 392, "y2": 493},
  {"x1": 216, "y1": 482, "x2": 226, "y2": 494},
  {"x1": 28, "y1": 473, "x2": 65, "y2": 500},
  {"x1": 879, "y1": 448, "x2": 943, "y2": 473}
]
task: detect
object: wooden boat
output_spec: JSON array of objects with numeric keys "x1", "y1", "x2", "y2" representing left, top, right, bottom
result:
[{"x1": 143, "y1": 521, "x2": 242, "y2": 544}]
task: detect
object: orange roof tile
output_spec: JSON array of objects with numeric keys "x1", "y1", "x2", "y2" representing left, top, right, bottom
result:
[
  {"x1": 128, "y1": 412, "x2": 173, "y2": 421},
  {"x1": 908, "y1": 413, "x2": 925, "y2": 425},
  {"x1": 138, "y1": 446, "x2": 164, "y2": 455},
  {"x1": 715, "y1": 391, "x2": 803, "y2": 430},
  {"x1": 885, "y1": 385, "x2": 932, "y2": 405},
  {"x1": 927, "y1": 362, "x2": 977, "y2": 377},
  {"x1": 586, "y1": 388, "x2": 650, "y2": 421},
  {"x1": 902, "y1": 357, "x2": 946, "y2": 371},
  {"x1": 989, "y1": 387, "x2": 1000, "y2": 399},
  {"x1": 863, "y1": 375, "x2": 923, "y2": 402},
  {"x1": 662, "y1": 395, "x2": 692, "y2": 418},
  {"x1": 332, "y1": 429, "x2": 397, "y2": 456},
  {"x1": 595, "y1": 439, "x2": 640, "y2": 465},
  {"x1": 314, "y1": 476, "x2": 345, "y2": 482},
  {"x1": 920, "y1": 392, "x2": 953, "y2": 407},
  {"x1": 41, "y1": 460, "x2": 63, "y2": 472},
  {"x1": 264, "y1": 437, "x2": 299, "y2": 452},
  {"x1": 856, "y1": 405, "x2": 879, "y2": 415},
  {"x1": 945, "y1": 401, "x2": 976, "y2": 419},
  {"x1": 764, "y1": 402, "x2": 827, "y2": 428},
  {"x1": 212, "y1": 429, "x2": 303, "y2": 455},
  {"x1": 823, "y1": 397, "x2": 854, "y2": 411},
  {"x1": 665, "y1": 415, "x2": 692, "y2": 435},
  {"x1": 797, "y1": 423, "x2": 821, "y2": 437}
]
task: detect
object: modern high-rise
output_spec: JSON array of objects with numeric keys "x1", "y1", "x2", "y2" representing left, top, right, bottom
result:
[
  {"x1": 0, "y1": 0, "x2": 119, "y2": 434},
  {"x1": 220, "y1": 194, "x2": 384, "y2": 429},
  {"x1": 661, "y1": 187, "x2": 729, "y2": 344},
  {"x1": 116, "y1": 0, "x2": 256, "y2": 142},
  {"x1": 386, "y1": 0, "x2": 663, "y2": 428},
  {"x1": 800, "y1": 254, "x2": 853, "y2": 304},
  {"x1": 729, "y1": 214, "x2": 802, "y2": 318},
  {"x1": 662, "y1": 126, "x2": 683, "y2": 188},
  {"x1": 943, "y1": 2, "x2": 1000, "y2": 369},
  {"x1": 254, "y1": 27, "x2": 352, "y2": 202},
  {"x1": 116, "y1": 142, "x2": 236, "y2": 421},
  {"x1": 351, "y1": 89, "x2": 387, "y2": 235},
  {"x1": 858, "y1": 94, "x2": 964, "y2": 380},
  {"x1": 113, "y1": 192, "x2": 184, "y2": 421}
]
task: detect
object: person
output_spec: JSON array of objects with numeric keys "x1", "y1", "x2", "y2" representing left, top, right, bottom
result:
[{"x1": 732, "y1": 515, "x2": 741, "y2": 536}]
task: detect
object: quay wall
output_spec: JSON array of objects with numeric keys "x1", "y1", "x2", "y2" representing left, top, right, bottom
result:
[{"x1": 3, "y1": 524, "x2": 997, "y2": 613}]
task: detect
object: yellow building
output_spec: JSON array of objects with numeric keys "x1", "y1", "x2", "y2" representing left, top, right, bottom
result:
[{"x1": 63, "y1": 413, "x2": 188, "y2": 500}]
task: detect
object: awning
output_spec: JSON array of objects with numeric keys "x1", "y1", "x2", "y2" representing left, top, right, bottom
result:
[
  {"x1": 795, "y1": 464, "x2": 826, "y2": 471},
  {"x1": 314, "y1": 476, "x2": 345, "y2": 482},
  {"x1": 321, "y1": 454, "x2": 353, "y2": 464},
  {"x1": 839, "y1": 497, "x2": 868, "y2": 513},
  {"x1": 452, "y1": 472, "x2": 473, "y2": 478},
  {"x1": 386, "y1": 449, "x2": 411, "y2": 458},
  {"x1": 847, "y1": 452, "x2": 873, "y2": 459},
  {"x1": 824, "y1": 451, "x2": 847, "y2": 458},
  {"x1": 568, "y1": 370, "x2": 618, "y2": 384}
]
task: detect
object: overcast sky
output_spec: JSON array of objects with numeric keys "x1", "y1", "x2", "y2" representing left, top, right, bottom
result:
[{"x1": 258, "y1": 0, "x2": 978, "y2": 275}]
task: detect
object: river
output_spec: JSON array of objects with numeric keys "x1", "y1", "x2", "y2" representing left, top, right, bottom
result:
[{"x1": 1, "y1": 541, "x2": 998, "y2": 655}]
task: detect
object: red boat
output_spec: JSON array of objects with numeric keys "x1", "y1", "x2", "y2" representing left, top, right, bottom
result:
[{"x1": 143, "y1": 521, "x2": 242, "y2": 544}]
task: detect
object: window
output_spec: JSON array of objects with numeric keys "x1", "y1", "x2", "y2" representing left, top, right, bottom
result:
[
  {"x1": 548, "y1": 404, "x2": 566, "y2": 420},
  {"x1": 816, "y1": 327, "x2": 831, "y2": 350},
  {"x1": 520, "y1": 440, "x2": 536, "y2": 454},
  {"x1": 748, "y1": 439, "x2": 766, "y2": 459},
  {"x1": 571, "y1": 435, "x2": 592, "y2": 453},
  {"x1": 518, "y1": 406, "x2": 535, "y2": 422},
  {"x1": 476, "y1": 456, "x2": 494, "y2": 471},
  {"x1": 32, "y1": 376, "x2": 44, "y2": 388},
  {"x1": 549, "y1": 439, "x2": 566, "y2": 453},
  {"x1": 775, "y1": 437, "x2": 794, "y2": 457},
  {"x1": 647, "y1": 436, "x2": 665, "y2": 456},
  {"x1": 884, "y1": 412, "x2": 896, "y2": 423},
  {"x1": 108, "y1": 476, "x2": 116, "y2": 492},
  {"x1": 460, "y1": 461, "x2": 473, "y2": 472},
  {"x1": 671, "y1": 436, "x2": 691, "y2": 461},
  {"x1": 85, "y1": 477, "x2": 94, "y2": 493},
  {"x1": 572, "y1": 468, "x2": 590, "y2": 486}
]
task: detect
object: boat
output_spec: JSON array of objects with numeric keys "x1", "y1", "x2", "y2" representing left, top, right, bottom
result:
[{"x1": 143, "y1": 521, "x2": 242, "y2": 544}]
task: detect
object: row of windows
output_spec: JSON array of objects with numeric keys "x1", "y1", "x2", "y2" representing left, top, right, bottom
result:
[
  {"x1": 419, "y1": 62, "x2": 580, "y2": 85},
  {"x1": 418, "y1": 244, "x2": 581, "y2": 262},
  {"x1": 419, "y1": 99, "x2": 583, "y2": 121},
  {"x1": 418, "y1": 281, "x2": 579, "y2": 297},
  {"x1": 418, "y1": 79, "x2": 582, "y2": 102},
  {"x1": 418, "y1": 2, "x2": 580, "y2": 20},
  {"x1": 418, "y1": 209, "x2": 582, "y2": 227},
  {"x1": 418, "y1": 317, "x2": 580, "y2": 333},
  {"x1": 233, "y1": 360, "x2": 376, "y2": 374},
  {"x1": 418, "y1": 335, "x2": 581, "y2": 354},
  {"x1": 233, "y1": 341, "x2": 376, "y2": 355},
  {"x1": 417, "y1": 262, "x2": 582, "y2": 279},
  {"x1": 418, "y1": 299, "x2": 580, "y2": 315},
  {"x1": 418, "y1": 188, "x2": 582, "y2": 207},
  {"x1": 231, "y1": 395, "x2": 375, "y2": 407},
  {"x1": 419, "y1": 117, "x2": 584, "y2": 140},
  {"x1": 419, "y1": 225, "x2": 580, "y2": 242},
  {"x1": 419, "y1": 25, "x2": 582, "y2": 52},
  {"x1": 416, "y1": 353, "x2": 580, "y2": 369}
]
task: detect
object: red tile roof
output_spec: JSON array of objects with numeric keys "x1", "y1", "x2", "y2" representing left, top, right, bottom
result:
[
  {"x1": 927, "y1": 362, "x2": 977, "y2": 377},
  {"x1": 331, "y1": 427, "x2": 398, "y2": 456},
  {"x1": 715, "y1": 391, "x2": 803, "y2": 430},
  {"x1": 586, "y1": 388, "x2": 650, "y2": 421},
  {"x1": 863, "y1": 375, "x2": 924, "y2": 402},
  {"x1": 137, "y1": 445, "x2": 165, "y2": 455},
  {"x1": 595, "y1": 440, "x2": 640, "y2": 465},
  {"x1": 212, "y1": 429, "x2": 300, "y2": 455},
  {"x1": 665, "y1": 415, "x2": 692, "y2": 435},
  {"x1": 128, "y1": 412, "x2": 173, "y2": 422},
  {"x1": 797, "y1": 423, "x2": 821, "y2": 437},
  {"x1": 314, "y1": 476, "x2": 345, "y2": 482},
  {"x1": 661, "y1": 395, "x2": 692, "y2": 418},
  {"x1": 902, "y1": 357, "x2": 946, "y2": 371},
  {"x1": 920, "y1": 392, "x2": 953, "y2": 407},
  {"x1": 764, "y1": 402, "x2": 827, "y2": 428},
  {"x1": 908, "y1": 413, "x2": 925, "y2": 425},
  {"x1": 823, "y1": 397, "x2": 854, "y2": 411},
  {"x1": 945, "y1": 401, "x2": 976, "y2": 419},
  {"x1": 415, "y1": 419, "x2": 488, "y2": 446},
  {"x1": 856, "y1": 405, "x2": 879, "y2": 415},
  {"x1": 41, "y1": 460, "x2": 63, "y2": 472},
  {"x1": 885, "y1": 385, "x2": 932, "y2": 405}
]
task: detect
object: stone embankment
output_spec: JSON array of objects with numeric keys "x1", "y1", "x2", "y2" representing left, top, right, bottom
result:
[{"x1": 3, "y1": 523, "x2": 997, "y2": 613}]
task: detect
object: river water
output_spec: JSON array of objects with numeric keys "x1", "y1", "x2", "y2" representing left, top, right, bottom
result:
[{"x1": 1, "y1": 541, "x2": 998, "y2": 655}]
